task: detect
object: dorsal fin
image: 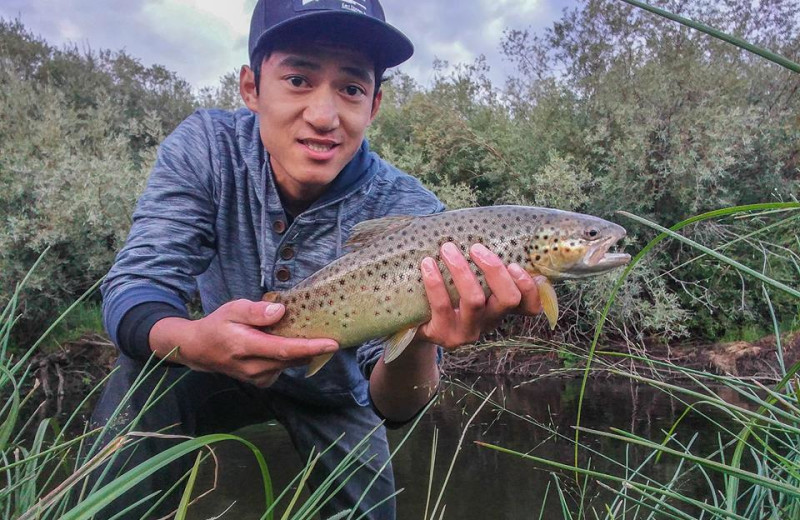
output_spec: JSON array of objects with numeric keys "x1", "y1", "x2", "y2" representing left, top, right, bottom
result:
[{"x1": 345, "y1": 215, "x2": 416, "y2": 250}]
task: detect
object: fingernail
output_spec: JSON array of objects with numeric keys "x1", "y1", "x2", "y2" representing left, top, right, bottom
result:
[
  {"x1": 323, "y1": 342, "x2": 339, "y2": 352},
  {"x1": 442, "y1": 242, "x2": 460, "y2": 259},
  {"x1": 421, "y1": 257, "x2": 437, "y2": 274},
  {"x1": 534, "y1": 275, "x2": 548, "y2": 286},
  {"x1": 470, "y1": 243, "x2": 491, "y2": 261},
  {"x1": 265, "y1": 303, "x2": 282, "y2": 316},
  {"x1": 508, "y1": 263, "x2": 526, "y2": 279}
]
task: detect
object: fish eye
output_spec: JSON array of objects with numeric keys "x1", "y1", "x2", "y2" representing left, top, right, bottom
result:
[{"x1": 584, "y1": 228, "x2": 600, "y2": 240}]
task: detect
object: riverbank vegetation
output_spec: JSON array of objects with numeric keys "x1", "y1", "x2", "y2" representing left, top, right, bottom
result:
[{"x1": 1, "y1": 0, "x2": 799, "y2": 518}]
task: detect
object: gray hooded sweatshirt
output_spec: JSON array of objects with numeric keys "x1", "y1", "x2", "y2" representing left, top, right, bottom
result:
[{"x1": 102, "y1": 108, "x2": 444, "y2": 407}]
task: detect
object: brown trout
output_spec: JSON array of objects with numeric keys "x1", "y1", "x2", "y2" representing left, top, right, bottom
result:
[{"x1": 263, "y1": 205, "x2": 630, "y2": 376}]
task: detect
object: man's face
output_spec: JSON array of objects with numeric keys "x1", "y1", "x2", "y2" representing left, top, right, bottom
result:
[{"x1": 241, "y1": 41, "x2": 381, "y2": 204}]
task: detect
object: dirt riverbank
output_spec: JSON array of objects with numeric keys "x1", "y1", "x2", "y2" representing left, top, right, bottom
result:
[
  {"x1": 441, "y1": 330, "x2": 800, "y2": 380},
  {"x1": 30, "y1": 330, "x2": 800, "y2": 409}
]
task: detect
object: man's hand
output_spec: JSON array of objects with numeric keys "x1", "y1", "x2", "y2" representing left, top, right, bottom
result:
[
  {"x1": 149, "y1": 299, "x2": 339, "y2": 388},
  {"x1": 415, "y1": 242, "x2": 545, "y2": 350}
]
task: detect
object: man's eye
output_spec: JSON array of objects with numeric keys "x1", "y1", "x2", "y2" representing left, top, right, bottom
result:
[
  {"x1": 345, "y1": 85, "x2": 365, "y2": 97},
  {"x1": 287, "y1": 76, "x2": 306, "y2": 88}
]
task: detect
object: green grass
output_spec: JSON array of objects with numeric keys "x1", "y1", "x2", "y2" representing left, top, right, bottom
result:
[
  {"x1": 719, "y1": 325, "x2": 768, "y2": 344},
  {"x1": 42, "y1": 301, "x2": 104, "y2": 349}
]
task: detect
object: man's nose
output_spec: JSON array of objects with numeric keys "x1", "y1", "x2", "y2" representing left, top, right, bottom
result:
[{"x1": 304, "y1": 88, "x2": 340, "y2": 132}]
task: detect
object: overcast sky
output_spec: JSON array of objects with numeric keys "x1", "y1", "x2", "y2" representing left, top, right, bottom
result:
[{"x1": 0, "y1": 0, "x2": 577, "y2": 90}]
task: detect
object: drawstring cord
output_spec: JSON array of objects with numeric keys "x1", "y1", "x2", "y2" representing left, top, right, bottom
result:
[
  {"x1": 336, "y1": 202, "x2": 343, "y2": 258},
  {"x1": 260, "y1": 158, "x2": 271, "y2": 288}
]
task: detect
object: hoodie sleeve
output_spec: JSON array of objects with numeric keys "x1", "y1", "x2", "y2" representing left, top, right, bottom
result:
[{"x1": 101, "y1": 111, "x2": 219, "y2": 352}]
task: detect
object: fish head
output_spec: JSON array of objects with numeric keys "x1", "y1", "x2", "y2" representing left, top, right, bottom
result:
[{"x1": 522, "y1": 211, "x2": 631, "y2": 280}]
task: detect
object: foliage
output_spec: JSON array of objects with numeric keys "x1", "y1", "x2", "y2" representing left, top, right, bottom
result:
[
  {"x1": 2, "y1": 0, "x2": 799, "y2": 347},
  {"x1": 0, "y1": 19, "x2": 191, "y2": 343}
]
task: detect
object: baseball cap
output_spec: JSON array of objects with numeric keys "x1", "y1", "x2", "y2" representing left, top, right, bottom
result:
[{"x1": 248, "y1": 0, "x2": 414, "y2": 70}]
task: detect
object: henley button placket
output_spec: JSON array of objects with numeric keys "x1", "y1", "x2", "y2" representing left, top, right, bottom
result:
[
  {"x1": 272, "y1": 219, "x2": 287, "y2": 234},
  {"x1": 276, "y1": 267, "x2": 291, "y2": 282},
  {"x1": 280, "y1": 246, "x2": 295, "y2": 260}
]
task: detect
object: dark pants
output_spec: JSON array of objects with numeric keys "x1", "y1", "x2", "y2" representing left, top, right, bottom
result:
[{"x1": 88, "y1": 355, "x2": 395, "y2": 519}]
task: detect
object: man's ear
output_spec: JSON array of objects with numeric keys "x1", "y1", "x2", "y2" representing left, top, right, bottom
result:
[
  {"x1": 369, "y1": 89, "x2": 383, "y2": 123},
  {"x1": 240, "y1": 65, "x2": 258, "y2": 111}
]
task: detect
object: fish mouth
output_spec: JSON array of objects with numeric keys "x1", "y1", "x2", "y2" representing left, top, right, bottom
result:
[{"x1": 582, "y1": 234, "x2": 631, "y2": 272}]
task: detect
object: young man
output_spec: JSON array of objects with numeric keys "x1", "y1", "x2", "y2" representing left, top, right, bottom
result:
[{"x1": 91, "y1": 1, "x2": 544, "y2": 518}]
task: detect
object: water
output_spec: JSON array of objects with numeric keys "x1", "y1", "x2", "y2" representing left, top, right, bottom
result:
[{"x1": 188, "y1": 375, "x2": 730, "y2": 519}]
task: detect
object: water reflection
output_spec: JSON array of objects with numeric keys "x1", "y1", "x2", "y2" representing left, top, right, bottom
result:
[{"x1": 189, "y1": 376, "x2": 729, "y2": 519}]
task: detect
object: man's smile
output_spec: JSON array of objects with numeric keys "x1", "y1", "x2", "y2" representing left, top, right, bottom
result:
[{"x1": 299, "y1": 138, "x2": 340, "y2": 158}]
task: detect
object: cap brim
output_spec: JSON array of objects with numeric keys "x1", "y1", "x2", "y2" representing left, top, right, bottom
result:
[{"x1": 251, "y1": 11, "x2": 413, "y2": 69}]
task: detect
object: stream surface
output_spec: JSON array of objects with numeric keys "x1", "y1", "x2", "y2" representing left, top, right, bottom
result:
[{"x1": 188, "y1": 375, "x2": 736, "y2": 519}]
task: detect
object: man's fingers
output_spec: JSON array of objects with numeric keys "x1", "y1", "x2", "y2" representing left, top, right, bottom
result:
[
  {"x1": 441, "y1": 243, "x2": 485, "y2": 313},
  {"x1": 470, "y1": 244, "x2": 522, "y2": 319},
  {"x1": 224, "y1": 299, "x2": 287, "y2": 326},
  {"x1": 234, "y1": 324, "x2": 338, "y2": 360},
  {"x1": 508, "y1": 264, "x2": 544, "y2": 315},
  {"x1": 421, "y1": 257, "x2": 456, "y2": 318},
  {"x1": 440, "y1": 243, "x2": 486, "y2": 342}
]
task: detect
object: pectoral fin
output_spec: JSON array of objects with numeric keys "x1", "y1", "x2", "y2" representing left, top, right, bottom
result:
[
  {"x1": 305, "y1": 352, "x2": 335, "y2": 378},
  {"x1": 383, "y1": 326, "x2": 419, "y2": 364},
  {"x1": 537, "y1": 279, "x2": 559, "y2": 330}
]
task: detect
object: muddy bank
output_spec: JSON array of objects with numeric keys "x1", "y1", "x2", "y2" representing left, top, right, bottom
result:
[
  {"x1": 31, "y1": 331, "x2": 800, "y2": 407},
  {"x1": 441, "y1": 331, "x2": 800, "y2": 380}
]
